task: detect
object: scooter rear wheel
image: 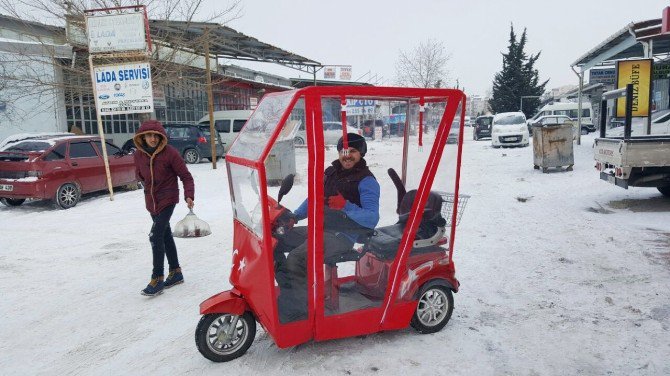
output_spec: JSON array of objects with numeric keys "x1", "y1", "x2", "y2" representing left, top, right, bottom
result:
[
  {"x1": 195, "y1": 312, "x2": 256, "y2": 362},
  {"x1": 410, "y1": 285, "x2": 454, "y2": 334}
]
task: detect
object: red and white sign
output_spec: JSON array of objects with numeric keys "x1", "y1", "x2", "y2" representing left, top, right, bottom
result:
[{"x1": 340, "y1": 66, "x2": 352, "y2": 80}]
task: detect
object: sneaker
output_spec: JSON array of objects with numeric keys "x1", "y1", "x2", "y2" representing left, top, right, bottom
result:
[
  {"x1": 164, "y1": 268, "x2": 184, "y2": 288},
  {"x1": 141, "y1": 276, "x2": 164, "y2": 296}
]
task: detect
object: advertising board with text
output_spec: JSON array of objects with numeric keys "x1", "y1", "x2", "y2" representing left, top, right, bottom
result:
[
  {"x1": 86, "y1": 13, "x2": 147, "y2": 53},
  {"x1": 615, "y1": 59, "x2": 652, "y2": 118},
  {"x1": 93, "y1": 62, "x2": 154, "y2": 115}
]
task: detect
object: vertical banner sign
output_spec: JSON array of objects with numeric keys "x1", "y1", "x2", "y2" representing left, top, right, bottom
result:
[
  {"x1": 324, "y1": 67, "x2": 336, "y2": 79},
  {"x1": 615, "y1": 59, "x2": 652, "y2": 117},
  {"x1": 93, "y1": 62, "x2": 154, "y2": 114},
  {"x1": 340, "y1": 66, "x2": 352, "y2": 80}
]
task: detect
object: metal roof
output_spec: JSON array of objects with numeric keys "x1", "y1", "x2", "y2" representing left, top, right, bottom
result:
[
  {"x1": 572, "y1": 18, "x2": 670, "y2": 71},
  {"x1": 148, "y1": 20, "x2": 321, "y2": 74}
]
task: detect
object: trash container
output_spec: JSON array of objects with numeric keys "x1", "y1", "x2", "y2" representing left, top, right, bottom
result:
[
  {"x1": 265, "y1": 139, "x2": 296, "y2": 185},
  {"x1": 532, "y1": 123, "x2": 574, "y2": 173}
]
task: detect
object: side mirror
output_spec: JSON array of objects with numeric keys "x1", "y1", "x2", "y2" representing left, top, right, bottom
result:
[{"x1": 277, "y1": 174, "x2": 295, "y2": 204}]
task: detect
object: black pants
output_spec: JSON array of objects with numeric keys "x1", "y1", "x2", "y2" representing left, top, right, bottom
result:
[
  {"x1": 274, "y1": 226, "x2": 353, "y2": 322},
  {"x1": 149, "y1": 204, "x2": 179, "y2": 278}
]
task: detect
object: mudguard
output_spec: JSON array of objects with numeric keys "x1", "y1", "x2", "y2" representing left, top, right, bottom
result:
[
  {"x1": 199, "y1": 290, "x2": 249, "y2": 315},
  {"x1": 414, "y1": 278, "x2": 457, "y2": 300}
]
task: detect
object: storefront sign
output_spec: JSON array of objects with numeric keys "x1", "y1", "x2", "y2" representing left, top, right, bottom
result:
[
  {"x1": 86, "y1": 13, "x2": 147, "y2": 53},
  {"x1": 324, "y1": 67, "x2": 336, "y2": 79},
  {"x1": 589, "y1": 68, "x2": 615, "y2": 85},
  {"x1": 93, "y1": 62, "x2": 154, "y2": 114},
  {"x1": 652, "y1": 63, "x2": 670, "y2": 79},
  {"x1": 615, "y1": 59, "x2": 652, "y2": 117},
  {"x1": 340, "y1": 66, "x2": 352, "y2": 80},
  {"x1": 346, "y1": 99, "x2": 376, "y2": 116}
]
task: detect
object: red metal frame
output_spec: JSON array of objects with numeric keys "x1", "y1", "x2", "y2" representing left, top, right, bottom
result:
[{"x1": 203, "y1": 86, "x2": 466, "y2": 348}]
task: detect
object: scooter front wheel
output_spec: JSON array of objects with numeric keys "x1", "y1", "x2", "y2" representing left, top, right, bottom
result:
[
  {"x1": 410, "y1": 285, "x2": 454, "y2": 334},
  {"x1": 195, "y1": 312, "x2": 256, "y2": 362}
]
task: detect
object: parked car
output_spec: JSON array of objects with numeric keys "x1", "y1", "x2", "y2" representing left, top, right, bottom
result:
[
  {"x1": 528, "y1": 102, "x2": 594, "y2": 133},
  {"x1": 473, "y1": 115, "x2": 493, "y2": 140},
  {"x1": 162, "y1": 123, "x2": 225, "y2": 164},
  {"x1": 197, "y1": 110, "x2": 252, "y2": 151},
  {"x1": 447, "y1": 118, "x2": 460, "y2": 144},
  {"x1": 294, "y1": 121, "x2": 361, "y2": 145},
  {"x1": 531, "y1": 114, "x2": 599, "y2": 138},
  {"x1": 491, "y1": 112, "x2": 529, "y2": 148},
  {"x1": 0, "y1": 134, "x2": 136, "y2": 209}
]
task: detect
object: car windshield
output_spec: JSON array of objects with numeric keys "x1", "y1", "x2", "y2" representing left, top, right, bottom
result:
[
  {"x1": 477, "y1": 117, "x2": 492, "y2": 126},
  {"x1": 496, "y1": 115, "x2": 525, "y2": 125},
  {"x1": 2, "y1": 141, "x2": 52, "y2": 153}
]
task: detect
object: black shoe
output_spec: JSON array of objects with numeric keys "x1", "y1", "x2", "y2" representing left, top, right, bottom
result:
[
  {"x1": 141, "y1": 276, "x2": 164, "y2": 296},
  {"x1": 164, "y1": 268, "x2": 184, "y2": 288}
]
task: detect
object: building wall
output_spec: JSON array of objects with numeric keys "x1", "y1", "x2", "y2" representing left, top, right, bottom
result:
[{"x1": 0, "y1": 50, "x2": 67, "y2": 141}]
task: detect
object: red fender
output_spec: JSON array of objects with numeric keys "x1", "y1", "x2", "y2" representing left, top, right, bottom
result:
[{"x1": 199, "y1": 290, "x2": 249, "y2": 316}]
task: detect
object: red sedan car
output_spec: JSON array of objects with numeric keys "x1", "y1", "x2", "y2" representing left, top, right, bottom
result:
[{"x1": 0, "y1": 134, "x2": 137, "y2": 209}]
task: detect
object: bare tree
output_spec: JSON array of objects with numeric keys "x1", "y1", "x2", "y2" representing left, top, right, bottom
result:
[
  {"x1": 0, "y1": 0, "x2": 241, "y2": 124},
  {"x1": 395, "y1": 39, "x2": 451, "y2": 88}
]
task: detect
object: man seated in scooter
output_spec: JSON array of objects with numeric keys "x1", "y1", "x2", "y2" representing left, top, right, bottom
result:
[{"x1": 275, "y1": 133, "x2": 380, "y2": 323}]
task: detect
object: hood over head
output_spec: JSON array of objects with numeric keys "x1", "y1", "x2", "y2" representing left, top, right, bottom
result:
[{"x1": 133, "y1": 120, "x2": 168, "y2": 156}]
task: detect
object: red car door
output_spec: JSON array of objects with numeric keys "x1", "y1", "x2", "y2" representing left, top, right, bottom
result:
[
  {"x1": 93, "y1": 140, "x2": 135, "y2": 186},
  {"x1": 67, "y1": 140, "x2": 105, "y2": 193}
]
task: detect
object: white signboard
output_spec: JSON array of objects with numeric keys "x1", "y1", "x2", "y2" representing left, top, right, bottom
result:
[
  {"x1": 94, "y1": 62, "x2": 154, "y2": 115},
  {"x1": 340, "y1": 66, "x2": 352, "y2": 80},
  {"x1": 86, "y1": 13, "x2": 147, "y2": 53},
  {"x1": 324, "y1": 67, "x2": 336, "y2": 79},
  {"x1": 346, "y1": 99, "x2": 376, "y2": 116}
]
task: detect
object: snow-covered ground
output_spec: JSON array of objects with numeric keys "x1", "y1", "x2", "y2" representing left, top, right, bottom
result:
[{"x1": 2, "y1": 129, "x2": 670, "y2": 375}]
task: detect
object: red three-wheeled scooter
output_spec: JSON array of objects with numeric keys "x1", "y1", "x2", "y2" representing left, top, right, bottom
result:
[{"x1": 195, "y1": 86, "x2": 468, "y2": 362}]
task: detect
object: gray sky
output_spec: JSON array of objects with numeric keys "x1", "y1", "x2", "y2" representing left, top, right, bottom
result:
[{"x1": 205, "y1": 0, "x2": 669, "y2": 96}]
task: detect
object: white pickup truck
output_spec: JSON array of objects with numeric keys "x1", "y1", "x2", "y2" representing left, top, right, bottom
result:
[{"x1": 594, "y1": 135, "x2": 670, "y2": 197}]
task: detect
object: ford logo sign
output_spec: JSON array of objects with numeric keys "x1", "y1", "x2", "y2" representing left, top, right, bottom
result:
[{"x1": 99, "y1": 94, "x2": 109, "y2": 100}]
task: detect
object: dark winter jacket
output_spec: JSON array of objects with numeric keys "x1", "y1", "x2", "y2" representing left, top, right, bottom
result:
[{"x1": 133, "y1": 120, "x2": 195, "y2": 215}]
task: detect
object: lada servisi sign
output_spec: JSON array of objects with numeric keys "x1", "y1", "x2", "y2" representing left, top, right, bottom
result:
[
  {"x1": 86, "y1": 13, "x2": 147, "y2": 53},
  {"x1": 93, "y1": 62, "x2": 153, "y2": 115}
]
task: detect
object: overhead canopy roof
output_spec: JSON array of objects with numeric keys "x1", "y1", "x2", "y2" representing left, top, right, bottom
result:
[
  {"x1": 148, "y1": 20, "x2": 321, "y2": 74},
  {"x1": 572, "y1": 18, "x2": 670, "y2": 71}
]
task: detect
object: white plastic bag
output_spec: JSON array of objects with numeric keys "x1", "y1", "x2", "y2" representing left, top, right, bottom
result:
[{"x1": 172, "y1": 209, "x2": 211, "y2": 238}]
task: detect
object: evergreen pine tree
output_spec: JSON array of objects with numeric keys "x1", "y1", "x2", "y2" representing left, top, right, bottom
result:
[{"x1": 490, "y1": 25, "x2": 548, "y2": 118}]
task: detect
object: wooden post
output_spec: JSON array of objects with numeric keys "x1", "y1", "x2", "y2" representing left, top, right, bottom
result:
[
  {"x1": 88, "y1": 54, "x2": 115, "y2": 201},
  {"x1": 204, "y1": 29, "x2": 217, "y2": 169}
]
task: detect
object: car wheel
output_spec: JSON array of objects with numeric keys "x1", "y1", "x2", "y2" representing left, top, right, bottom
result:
[
  {"x1": 657, "y1": 186, "x2": 670, "y2": 197},
  {"x1": 184, "y1": 148, "x2": 201, "y2": 164},
  {"x1": 581, "y1": 128, "x2": 588, "y2": 135},
  {"x1": 410, "y1": 284, "x2": 454, "y2": 334},
  {"x1": 55, "y1": 183, "x2": 80, "y2": 209},
  {"x1": 1, "y1": 198, "x2": 25, "y2": 206},
  {"x1": 294, "y1": 136, "x2": 305, "y2": 146},
  {"x1": 195, "y1": 312, "x2": 256, "y2": 362}
]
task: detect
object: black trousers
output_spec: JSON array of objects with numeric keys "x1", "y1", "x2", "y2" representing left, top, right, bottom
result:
[
  {"x1": 274, "y1": 226, "x2": 353, "y2": 321},
  {"x1": 149, "y1": 204, "x2": 179, "y2": 278}
]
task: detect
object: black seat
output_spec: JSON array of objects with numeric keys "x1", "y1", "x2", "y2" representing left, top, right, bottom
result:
[{"x1": 366, "y1": 190, "x2": 446, "y2": 260}]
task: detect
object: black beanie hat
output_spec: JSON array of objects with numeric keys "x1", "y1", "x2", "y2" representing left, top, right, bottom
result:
[{"x1": 337, "y1": 133, "x2": 367, "y2": 157}]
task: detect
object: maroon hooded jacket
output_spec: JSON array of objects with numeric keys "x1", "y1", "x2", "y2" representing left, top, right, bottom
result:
[{"x1": 133, "y1": 120, "x2": 195, "y2": 215}]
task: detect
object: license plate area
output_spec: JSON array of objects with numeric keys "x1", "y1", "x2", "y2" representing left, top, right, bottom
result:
[{"x1": 0, "y1": 184, "x2": 14, "y2": 191}]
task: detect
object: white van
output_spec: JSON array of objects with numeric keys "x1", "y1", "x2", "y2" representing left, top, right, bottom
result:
[
  {"x1": 197, "y1": 110, "x2": 252, "y2": 152},
  {"x1": 492, "y1": 112, "x2": 529, "y2": 148},
  {"x1": 529, "y1": 102, "x2": 594, "y2": 128}
]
